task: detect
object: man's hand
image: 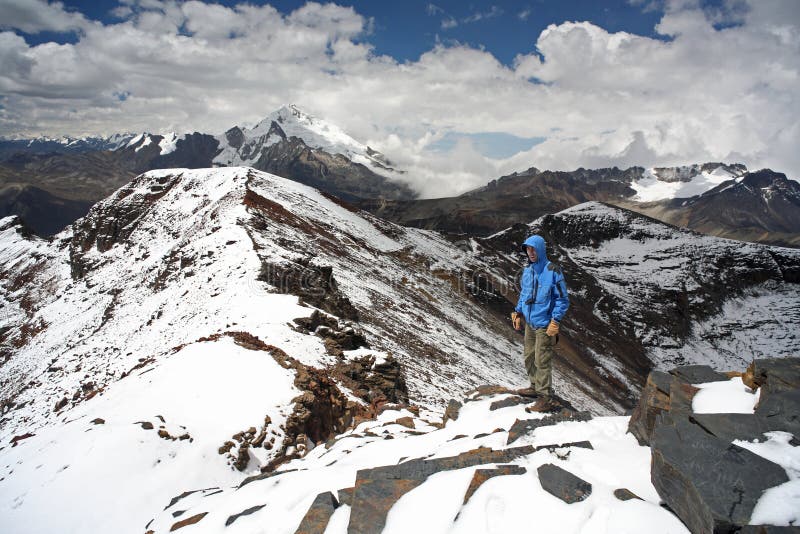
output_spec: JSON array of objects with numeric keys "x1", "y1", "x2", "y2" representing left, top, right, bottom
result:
[
  {"x1": 511, "y1": 312, "x2": 523, "y2": 331},
  {"x1": 546, "y1": 319, "x2": 559, "y2": 337}
]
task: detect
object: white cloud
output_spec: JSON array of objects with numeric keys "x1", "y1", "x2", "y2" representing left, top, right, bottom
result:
[
  {"x1": 518, "y1": 9, "x2": 532, "y2": 21},
  {"x1": 0, "y1": 0, "x2": 91, "y2": 34},
  {"x1": 0, "y1": 0, "x2": 798, "y2": 197}
]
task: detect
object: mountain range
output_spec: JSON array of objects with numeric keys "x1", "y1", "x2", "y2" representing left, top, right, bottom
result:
[{"x1": 2, "y1": 105, "x2": 798, "y2": 249}]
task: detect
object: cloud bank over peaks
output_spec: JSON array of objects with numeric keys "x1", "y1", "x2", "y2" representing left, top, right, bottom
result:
[{"x1": 0, "y1": 0, "x2": 797, "y2": 197}]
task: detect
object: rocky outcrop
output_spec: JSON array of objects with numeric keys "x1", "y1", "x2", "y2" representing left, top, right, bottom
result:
[
  {"x1": 629, "y1": 358, "x2": 800, "y2": 533},
  {"x1": 69, "y1": 172, "x2": 182, "y2": 278}
]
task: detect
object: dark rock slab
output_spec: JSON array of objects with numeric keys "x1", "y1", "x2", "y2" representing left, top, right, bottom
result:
[
  {"x1": 651, "y1": 415, "x2": 789, "y2": 534},
  {"x1": 628, "y1": 370, "x2": 672, "y2": 446},
  {"x1": 490, "y1": 396, "x2": 529, "y2": 411},
  {"x1": 670, "y1": 365, "x2": 728, "y2": 384},
  {"x1": 463, "y1": 465, "x2": 527, "y2": 503},
  {"x1": 507, "y1": 411, "x2": 592, "y2": 444},
  {"x1": 295, "y1": 491, "x2": 339, "y2": 534},
  {"x1": 442, "y1": 399, "x2": 462, "y2": 425},
  {"x1": 613, "y1": 488, "x2": 642, "y2": 501},
  {"x1": 225, "y1": 504, "x2": 266, "y2": 527},
  {"x1": 690, "y1": 413, "x2": 774, "y2": 443},
  {"x1": 537, "y1": 463, "x2": 592, "y2": 504}
]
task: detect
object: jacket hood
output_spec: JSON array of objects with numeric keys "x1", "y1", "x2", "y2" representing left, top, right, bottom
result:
[{"x1": 522, "y1": 234, "x2": 548, "y2": 273}]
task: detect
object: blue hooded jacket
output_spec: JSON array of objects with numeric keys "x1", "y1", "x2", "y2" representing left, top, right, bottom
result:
[{"x1": 515, "y1": 235, "x2": 569, "y2": 328}]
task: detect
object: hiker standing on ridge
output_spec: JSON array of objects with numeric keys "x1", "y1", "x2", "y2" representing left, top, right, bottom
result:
[{"x1": 511, "y1": 234, "x2": 569, "y2": 412}]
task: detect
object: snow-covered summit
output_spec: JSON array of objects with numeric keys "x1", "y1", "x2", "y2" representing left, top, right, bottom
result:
[
  {"x1": 213, "y1": 104, "x2": 400, "y2": 176},
  {"x1": 630, "y1": 163, "x2": 748, "y2": 202}
]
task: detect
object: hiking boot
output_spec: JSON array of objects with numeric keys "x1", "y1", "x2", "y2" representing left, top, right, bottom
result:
[
  {"x1": 527, "y1": 396, "x2": 557, "y2": 413},
  {"x1": 516, "y1": 386, "x2": 539, "y2": 398}
]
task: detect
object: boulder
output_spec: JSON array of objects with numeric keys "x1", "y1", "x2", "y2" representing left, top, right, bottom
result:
[
  {"x1": 442, "y1": 399, "x2": 462, "y2": 425},
  {"x1": 295, "y1": 492, "x2": 339, "y2": 534},
  {"x1": 650, "y1": 415, "x2": 789, "y2": 534},
  {"x1": 169, "y1": 512, "x2": 207, "y2": 531},
  {"x1": 537, "y1": 464, "x2": 592, "y2": 504}
]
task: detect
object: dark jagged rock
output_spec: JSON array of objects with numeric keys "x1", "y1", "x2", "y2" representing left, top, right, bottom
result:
[
  {"x1": 537, "y1": 464, "x2": 592, "y2": 504},
  {"x1": 507, "y1": 411, "x2": 593, "y2": 445},
  {"x1": 489, "y1": 395, "x2": 530, "y2": 411},
  {"x1": 628, "y1": 370, "x2": 671, "y2": 445},
  {"x1": 669, "y1": 364, "x2": 728, "y2": 384},
  {"x1": 651, "y1": 415, "x2": 789, "y2": 534},
  {"x1": 442, "y1": 399, "x2": 462, "y2": 425},
  {"x1": 295, "y1": 491, "x2": 339, "y2": 534},
  {"x1": 613, "y1": 488, "x2": 642, "y2": 501},
  {"x1": 463, "y1": 465, "x2": 527, "y2": 504},
  {"x1": 225, "y1": 504, "x2": 266, "y2": 527}
]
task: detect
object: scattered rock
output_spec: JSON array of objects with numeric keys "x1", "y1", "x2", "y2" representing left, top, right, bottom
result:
[
  {"x1": 294, "y1": 491, "x2": 338, "y2": 534},
  {"x1": 91, "y1": 418, "x2": 105, "y2": 425},
  {"x1": 139, "y1": 421, "x2": 154, "y2": 430},
  {"x1": 10, "y1": 432, "x2": 35, "y2": 447},
  {"x1": 489, "y1": 396, "x2": 530, "y2": 411},
  {"x1": 169, "y1": 512, "x2": 207, "y2": 531},
  {"x1": 234, "y1": 444, "x2": 250, "y2": 472},
  {"x1": 442, "y1": 399, "x2": 462, "y2": 425},
  {"x1": 465, "y1": 384, "x2": 514, "y2": 401},
  {"x1": 225, "y1": 504, "x2": 266, "y2": 527},
  {"x1": 507, "y1": 411, "x2": 592, "y2": 444},
  {"x1": 613, "y1": 488, "x2": 642, "y2": 501},
  {"x1": 651, "y1": 414, "x2": 789, "y2": 534},
  {"x1": 54, "y1": 397, "x2": 68, "y2": 412},
  {"x1": 537, "y1": 463, "x2": 592, "y2": 504},
  {"x1": 394, "y1": 417, "x2": 415, "y2": 429},
  {"x1": 218, "y1": 441, "x2": 234, "y2": 455},
  {"x1": 463, "y1": 465, "x2": 527, "y2": 504}
]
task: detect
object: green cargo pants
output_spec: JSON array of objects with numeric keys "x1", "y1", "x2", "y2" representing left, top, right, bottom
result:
[{"x1": 523, "y1": 324, "x2": 555, "y2": 396}]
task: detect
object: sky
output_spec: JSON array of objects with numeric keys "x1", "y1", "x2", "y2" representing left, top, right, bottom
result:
[{"x1": 0, "y1": 0, "x2": 798, "y2": 197}]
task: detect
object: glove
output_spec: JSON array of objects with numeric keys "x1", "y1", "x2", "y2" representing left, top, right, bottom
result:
[
  {"x1": 511, "y1": 312, "x2": 524, "y2": 331},
  {"x1": 546, "y1": 319, "x2": 559, "y2": 337}
]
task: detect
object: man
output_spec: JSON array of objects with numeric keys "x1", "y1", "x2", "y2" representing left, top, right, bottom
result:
[{"x1": 511, "y1": 234, "x2": 569, "y2": 411}]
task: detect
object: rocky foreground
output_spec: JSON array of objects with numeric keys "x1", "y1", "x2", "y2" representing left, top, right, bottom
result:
[{"x1": 120, "y1": 358, "x2": 797, "y2": 534}]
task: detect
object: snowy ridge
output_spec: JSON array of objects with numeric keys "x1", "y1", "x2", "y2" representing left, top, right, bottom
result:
[{"x1": 0, "y1": 166, "x2": 567, "y2": 533}]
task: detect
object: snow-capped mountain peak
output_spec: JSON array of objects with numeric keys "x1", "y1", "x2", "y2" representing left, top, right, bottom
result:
[{"x1": 213, "y1": 104, "x2": 401, "y2": 176}]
